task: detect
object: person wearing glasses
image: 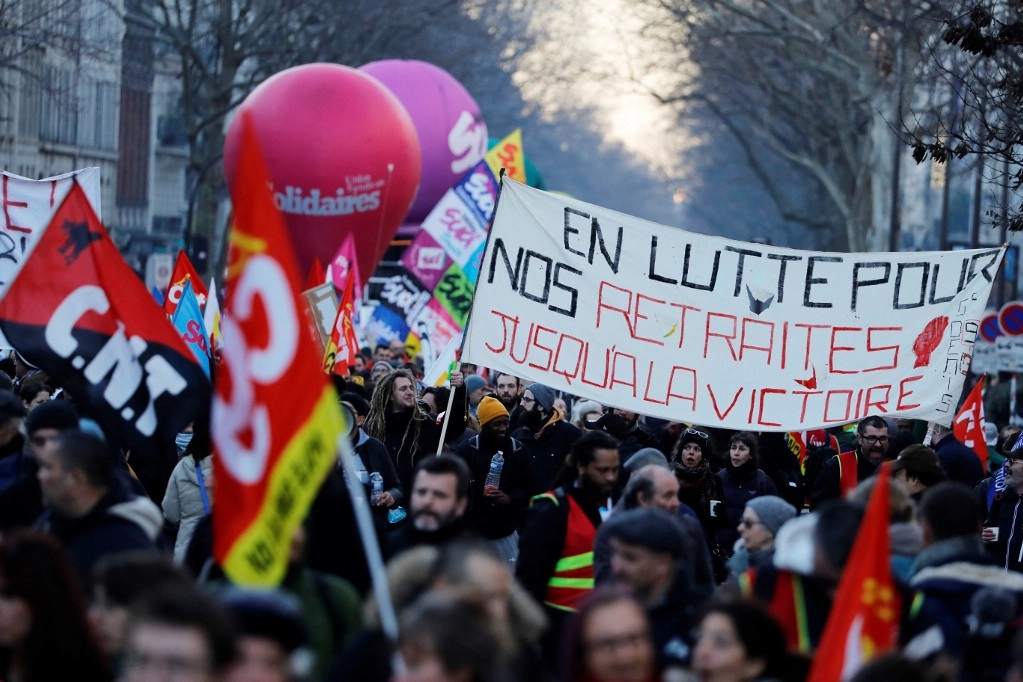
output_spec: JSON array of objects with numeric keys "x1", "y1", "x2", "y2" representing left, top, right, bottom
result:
[
  {"x1": 726, "y1": 496, "x2": 796, "y2": 580},
  {"x1": 809, "y1": 415, "x2": 890, "y2": 509},
  {"x1": 511, "y1": 383, "x2": 582, "y2": 496}
]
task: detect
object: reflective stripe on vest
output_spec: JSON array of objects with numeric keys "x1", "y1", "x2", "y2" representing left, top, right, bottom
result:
[
  {"x1": 837, "y1": 451, "x2": 858, "y2": 496},
  {"x1": 544, "y1": 494, "x2": 597, "y2": 612}
]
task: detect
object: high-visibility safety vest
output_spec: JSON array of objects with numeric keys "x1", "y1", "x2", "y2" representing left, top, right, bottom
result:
[
  {"x1": 836, "y1": 451, "x2": 859, "y2": 496},
  {"x1": 535, "y1": 491, "x2": 597, "y2": 612}
]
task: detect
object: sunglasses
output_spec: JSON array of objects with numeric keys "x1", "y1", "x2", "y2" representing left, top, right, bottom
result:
[
  {"x1": 685, "y1": 428, "x2": 709, "y2": 440},
  {"x1": 740, "y1": 518, "x2": 762, "y2": 529}
]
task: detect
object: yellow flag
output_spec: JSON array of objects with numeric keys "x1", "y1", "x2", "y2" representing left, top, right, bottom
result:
[{"x1": 485, "y1": 129, "x2": 526, "y2": 183}]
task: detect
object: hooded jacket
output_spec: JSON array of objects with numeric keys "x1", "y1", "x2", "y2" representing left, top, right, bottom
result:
[
  {"x1": 39, "y1": 485, "x2": 159, "y2": 589},
  {"x1": 162, "y1": 454, "x2": 213, "y2": 561}
]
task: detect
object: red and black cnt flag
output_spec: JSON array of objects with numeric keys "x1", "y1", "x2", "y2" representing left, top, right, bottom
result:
[{"x1": 0, "y1": 181, "x2": 210, "y2": 451}]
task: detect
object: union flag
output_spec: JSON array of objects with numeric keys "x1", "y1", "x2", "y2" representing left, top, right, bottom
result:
[
  {"x1": 808, "y1": 461, "x2": 899, "y2": 681},
  {"x1": 0, "y1": 183, "x2": 209, "y2": 451},
  {"x1": 213, "y1": 112, "x2": 347, "y2": 586},
  {"x1": 953, "y1": 376, "x2": 988, "y2": 470}
]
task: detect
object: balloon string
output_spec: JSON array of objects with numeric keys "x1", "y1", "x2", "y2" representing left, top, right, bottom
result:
[{"x1": 372, "y1": 164, "x2": 395, "y2": 286}]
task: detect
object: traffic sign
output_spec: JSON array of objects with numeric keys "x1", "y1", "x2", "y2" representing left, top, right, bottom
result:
[
  {"x1": 1000, "y1": 301, "x2": 1023, "y2": 337},
  {"x1": 981, "y1": 313, "x2": 1004, "y2": 343}
]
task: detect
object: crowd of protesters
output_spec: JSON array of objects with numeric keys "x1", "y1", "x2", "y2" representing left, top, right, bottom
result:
[{"x1": 4, "y1": 343, "x2": 1023, "y2": 682}]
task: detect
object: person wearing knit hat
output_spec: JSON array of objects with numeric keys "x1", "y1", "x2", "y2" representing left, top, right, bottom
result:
[
  {"x1": 523, "y1": 383, "x2": 556, "y2": 415},
  {"x1": 727, "y1": 496, "x2": 796, "y2": 579},
  {"x1": 454, "y1": 395, "x2": 531, "y2": 566},
  {"x1": 476, "y1": 395, "x2": 508, "y2": 427},
  {"x1": 0, "y1": 398, "x2": 80, "y2": 530},
  {"x1": 465, "y1": 374, "x2": 491, "y2": 418},
  {"x1": 604, "y1": 507, "x2": 700, "y2": 670},
  {"x1": 512, "y1": 383, "x2": 582, "y2": 495},
  {"x1": 219, "y1": 586, "x2": 318, "y2": 681}
]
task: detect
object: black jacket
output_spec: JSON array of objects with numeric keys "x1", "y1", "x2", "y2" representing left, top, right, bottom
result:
[
  {"x1": 39, "y1": 486, "x2": 158, "y2": 590},
  {"x1": 380, "y1": 386, "x2": 467, "y2": 496},
  {"x1": 809, "y1": 449, "x2": 878, "y2": 509},
  {"x1": 351, "y1": 428, "x2": 403, "y2": 523},
  {"x1": 512, "y1": 419, "x2": 583, "y2": 496},
  {"x1": 453, "y1": 434, "x2": 531, "y2": 539}
]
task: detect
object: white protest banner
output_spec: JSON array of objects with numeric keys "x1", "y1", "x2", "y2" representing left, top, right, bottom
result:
[
  {"x1": 0, "y1": 168, "x2": 102, "y2": 297},
  {"x1": 462, "y1": 179, "x2": 1005, "y2": 431}
]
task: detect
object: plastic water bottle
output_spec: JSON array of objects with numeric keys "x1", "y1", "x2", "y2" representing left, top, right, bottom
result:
[
  {"x1": 370, "y1": 472, "x2": 384, "y2": 504},
  {"x1": 485, "y1": 451, "x2": 504, "y2": 488}
]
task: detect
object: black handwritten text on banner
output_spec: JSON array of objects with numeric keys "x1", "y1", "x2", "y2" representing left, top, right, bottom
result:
[{"x1": 462, "y1": 179, "x2": 1004, "y2": 431}]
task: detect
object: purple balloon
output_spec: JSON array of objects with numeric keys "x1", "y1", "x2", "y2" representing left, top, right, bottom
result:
[{"x1": 360, "y1": 60, "x2": 488, "y2": 223}]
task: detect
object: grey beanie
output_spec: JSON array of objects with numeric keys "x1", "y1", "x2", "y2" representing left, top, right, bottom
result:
[
  {"x1": 465, "y1": 375, "x2": 488, "y2": 394},
  {"x1": 526, "y1": 383, "x2": 556, "y2": 414},
  {"x1": 623, "y1": 447, "x2": 668, "y2": 471},
  {"x1": 604, "y1": 508, "x2": 685, "y2": 557},
  {"x1": 746, "y1": 496, "x2": 797, "y2": 536}
]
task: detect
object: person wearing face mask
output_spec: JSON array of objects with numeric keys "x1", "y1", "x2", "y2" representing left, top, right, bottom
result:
[
  {"x1": 715, "y1": 432, "x2": 777, "y2": 552},
  {"x1": 174, "y1": 423, "x2": 193, "y2": 456},
  {"x1": 162, "y1": 417, "x2": 213, "y2": 562}
]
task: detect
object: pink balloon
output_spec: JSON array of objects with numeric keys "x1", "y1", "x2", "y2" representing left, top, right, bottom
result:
[
  {"x1": 360, "y1": 60, "x2": 487, "y2": 223},
  {"x1": 224, "y1": 63, "x2": 421, "y2": 283}
]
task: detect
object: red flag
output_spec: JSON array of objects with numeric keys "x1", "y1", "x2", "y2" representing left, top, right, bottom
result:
[
  {"x1": 163, "y1": 249, "x2": 209, "y2": 315},
  {"x1": 953, "y1": 376, "x2": 988, "y2": 470},
  {"x1": 323, "y1": 273, "x2": 359, "y2": 376},
  {"x1": 330, "y1": 234, "x2": 362, "y2": 302},
  {"x1": 304, "y1": 259, "x2": 326, "y2": 291},
  {"x1": 0, "y1": 183, "x2": 209, "y2": 450},
  {"x1": 808, "y1": 461, "x2": 899, "y2": 681},
  {"x1": 213, "y1": 112, "x2": 347, "y2": 587}
]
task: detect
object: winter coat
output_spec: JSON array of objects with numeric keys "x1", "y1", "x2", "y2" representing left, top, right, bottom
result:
[
  {"x1": 673, "y1": 459, "x2": 726, "y2": 541},
  {"x1": 453, "y1": 434, "x2": 531, "y2": 539},
  {"x1": 39, "y1": 487, "x2": 159, "y2": 590},
  {"x1": 162, "y1": 454, "x2": 213, "y2": 561},
  {"x1": 378, "y1": 387, "x2": 467, "y2": 496},
  {"x1": 715, "y1": 461, "x2": 777, "y2": 550},
  {"x1": 809, "y1": 449, "x2": 877, "y2": 509},
  {"x1": 512, "y1": 415, "x2": 583, "y2": 496},
  {"x1": 907, "y1": 535, "x2": 1023, "y2": 678},
  {"x1": 351, "y1": 428, "x2": 403, "y2": 526}
]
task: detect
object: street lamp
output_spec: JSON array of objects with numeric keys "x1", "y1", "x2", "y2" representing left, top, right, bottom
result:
[{"x1": 182, "y1": 152, "x2": 223, "y2": 263}]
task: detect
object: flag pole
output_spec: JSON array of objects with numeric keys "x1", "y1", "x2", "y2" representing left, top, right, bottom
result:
[
  {"x1": 336, "y1": 431, "x2": 400, "y2": 644},
  {"x1": 435, "y1": 350, "x2": 461, "y2": 457}
]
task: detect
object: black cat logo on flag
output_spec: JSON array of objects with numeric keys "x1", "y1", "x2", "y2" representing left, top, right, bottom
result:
[{"x1": 0, "y1": 182, "x2": 210, "y2": 451}]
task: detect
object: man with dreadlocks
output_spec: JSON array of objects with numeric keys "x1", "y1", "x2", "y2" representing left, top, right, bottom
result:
[{"x1": 365, "y1": 368, "x2": 467, "y2": 496}]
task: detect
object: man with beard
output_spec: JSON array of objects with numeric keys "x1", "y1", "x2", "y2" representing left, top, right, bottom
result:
[
  {"x1": 810, "y1": 415, "x2": 891, "y2": 509},
  {"x1": 511, "y1": 383, "x2": 582, "y2": 495},
  {"x1": 389, "y1": 455, "x2": 471, "y2": 555},
  {"x1": 1000, "y1": 434, "x2": 1023, "y2": 573},
  {"x1": 454, "y1": 397, "x2": 530, "y2": 566},
  {"x1": 365, "y1": 368, "x2": 466, "y2": 497},
  {"x1": 494, "y1": 373, "x2": 522, "y2": 427},
  {"x1": 516, "y1": 430, "x2": 620, "y2": 671}
]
